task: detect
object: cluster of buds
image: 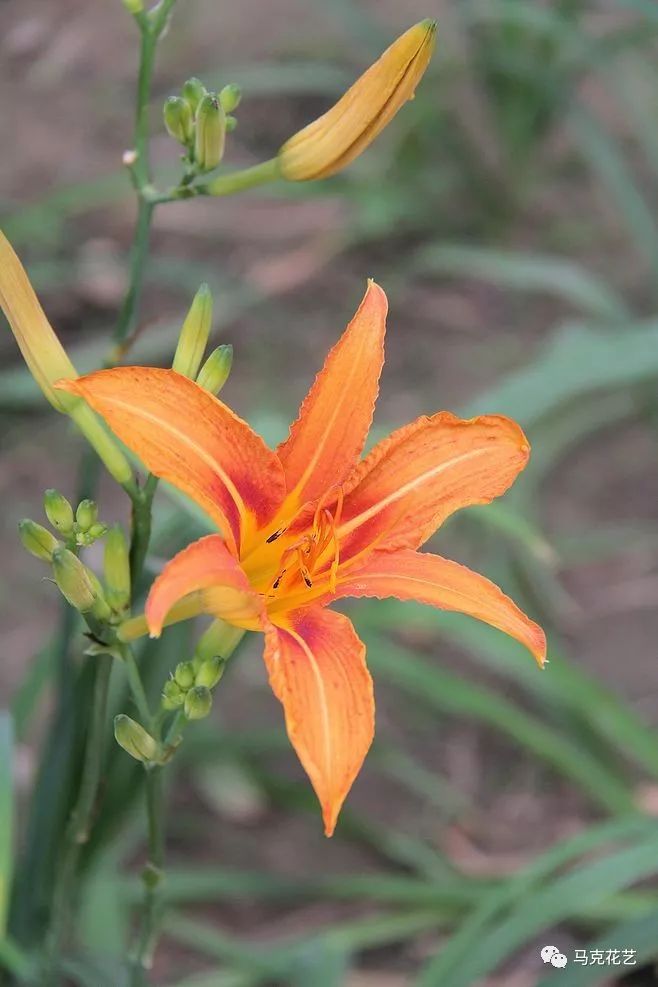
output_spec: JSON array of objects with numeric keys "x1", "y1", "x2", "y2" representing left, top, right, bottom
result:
[
  {"x1": 164, "y1": 77, "x2": 242, "y2": 174},
  {"x1": 172, "y1": 282, "x2": 233, "y2": 393},
  {"x1": 161, "y1": 621, "x2": 231, "y2": 720},
  {"x1": 19, "y1": 492, "x2": 131, "y2": 621},
  {"x1": 43, "y1": 489, "x2": 107, "y2": 546}
]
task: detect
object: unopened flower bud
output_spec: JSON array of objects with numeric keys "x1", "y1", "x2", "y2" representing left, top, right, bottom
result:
[
  {"x1": 182, "y1": 77, "x2": 207, "y2": 115},
  {"x1": 104, "y1": 525, "x2": 131, "y2": 612},
  {"x1": 225, "y1": 116, "x2": 238, "y2": 133},
  {"x1": 44, "y1": 489, "x2": 74, "y2": 535},
  {"x1": 195, "y1": 619, "x2": 243, "y2": 662},
  {"x1": 279, "y1": 19, "x2": 437, "y2": 181},
  {"x1": 19, "y1": 519, "x2": 60, "y2": 562},
  {"x1": 196, "y1": 344, "x2": 232, "y2": 394},
  {"x1": 162, "y1": 678, "x2": 185, "y2": 710},
  {"x1": 163, "y1": 96, "x2": 194, "y2": 145},
  {"x1": 219, "y1": 84, "x2": 241, "y2": 113},
  {"x1": 85, "y1": 567, "x2": 112, "y2": 621},
  {"x1": 114, "y1": 714, "x2": 159, "y2": 763},
  {"x1": 184, "y1": 685, "x2": 212, "y2": 720},
  {"x1": 195, "y1": 655, "x2": 226, "y2": 690},
  {"x1": 51, "y1": 548, "x2": 97, "y2": 612},
  {"x1": 76, "y1": 499, "x2": 98, "y2": 532},
  {"x1": 122, "y1": 0, "x2": 144, "y2": 14},
  {"x1": 195, "y1": 94, "x2": 226, "y2": 171},
  {"x1": 172, "y1": 284, "x2": 213, "y2": 379},
  {"x1": 174, "y1": 661, "x2": 196, "y2": 690},
  {"x1": 88, "y1": 522, "x2": 108, "y2": 541}
]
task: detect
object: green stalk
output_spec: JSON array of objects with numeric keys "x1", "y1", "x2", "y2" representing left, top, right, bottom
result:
[
  {"x1": 202, "y1": 158, "x2": 280, "y2": 198},
  {"x1": 129, "y1": 628, "x2": 247, "y2": 980},
  {"x1": 129, "y1": 767, "x2": 165, "y2": 984},
  {"x1": 129, "y1": 473, "x2": 159, "y2": 590},
  {"x1": 120, "y1": 644, "x2": 155, "y2": 730},
  {"x1": 43, "y1": 654, "x2": 113, "y2": 981},
  {"x1": 21, "y1": 2, "x2": 174, "y2": 964},
  {"x1": 110, "y1": 198, "x2": 154, "y2": 351}
]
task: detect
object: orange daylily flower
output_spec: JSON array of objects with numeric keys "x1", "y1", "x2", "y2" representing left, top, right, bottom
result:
[{"x1": 58, "y1": 281, "x2": 546, "y2": 836}]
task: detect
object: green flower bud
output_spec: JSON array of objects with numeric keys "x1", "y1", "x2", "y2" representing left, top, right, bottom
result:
[
  {"x1": 104, "y1": 525, "x2": 131, "y2": 613},
  {"x1": 87, "y1": 522, "x2": 108, "y2": 541},
  {"x1": 225, "y1": 115, "x2": 238, "y2": 133},
  {"x1": 122, "y1": 0, "x2": 144, "y2": 13},
  {"x1": 162, "y1": 678, "x2": 185, "y2": 710},
  {"x1": 85, "y1": 567, "x2": 112, "y2": 621},
  {"x1": 114, "y1": 714, "x2": 159, "y2": 763},
  {"x1": 163, "y1": 96, "x2": 194, "y2": 145},
  {"x1": 51, "y1": 548, "x2": 97, "y2": 612},
  {"x1": 219, "y1": 84, "x2": 242, "y2": 113},
  {"x1": 75, "y1": 499, "x2": 98, "y2": 533},
  {"x1": 184, "y1": 685, "x2": 212, "y2": 720},
  {"x1": 194, "y1": 94, "x2": 226, "y2": 172},
  {"x1": 172, "y1": 284, "x2": 213, "y2": 379},
  {"x1": 196, "y1": 344, "x2": 232, "y2": 394},
  {"x1": 19, "y1": 519, "x2": 60, "y2": 562},
  {"x1": 195, "y1": 619, "x2": 244, "y2": 663},
  {"x1": 43, "y1": 489, "x2": 74, "y2": 535},
  {"x1": 182, "y1": 77, "x2": 207, "y2": 115},
  {"x1": 174, "y1": 661, "x2": 196, "y2": 690},
  {"x1": 195, "y1": 655, "x2": 226, "y2": 690}
]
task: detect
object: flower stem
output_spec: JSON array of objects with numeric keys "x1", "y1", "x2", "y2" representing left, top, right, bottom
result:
[
  {"x1": 120, "y1": 644, "x2": 155, "y2": 730},
  {"x1": 130, "y1": 767, "x2": 165, "y2": 985},
  {"x1": 128, "y1": 627, "x2": 247, "y2": 979},
  {"x1": 110, "y1": 198, "x2": 155, "y2": 351},
  {"x1": 129, "y1": 472, "x2": 159, "y2": 590},
  {"x1": 202, "y1": 158, "x2": 281, "y2": 198},
  {"x1": 44, "y1": 654, "x2": 113, "y2": 979}
]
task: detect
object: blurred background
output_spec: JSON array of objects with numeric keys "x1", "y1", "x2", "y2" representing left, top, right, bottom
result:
[{"x1": 3, "y1": 0, "x2": 658, "y2": 984}]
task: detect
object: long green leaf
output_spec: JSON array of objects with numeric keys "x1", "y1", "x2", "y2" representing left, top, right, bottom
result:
[
  {"x1": 466, "y1": 320, "x2": 658, "y2": 424},
  {"x1": 416, "y1": 816, "x2": 654, "y2": 984},
  {"x1": 366, "y1": 637, "x2": 634, "y2": 813},
  {"x1": 417, "y1": 832, "x2": 658, "y2": 986},
  {"x1": 414, "y1": 244, "x2": 629, "y2": 321}
]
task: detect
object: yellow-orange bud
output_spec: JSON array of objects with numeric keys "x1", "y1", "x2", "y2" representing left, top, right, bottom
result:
[
  {"x1": 0, "y1": 231, "x2": 77, "y2": 412},
  {"x1": 279, "y1": 19, "x2": 436, "y2": 181},
  {"x1": 0, "y1": 232, "x2": 134, "y2": 486}
]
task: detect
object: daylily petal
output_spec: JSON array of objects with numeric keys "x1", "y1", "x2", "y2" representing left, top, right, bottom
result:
[
  {"x1": 333, "y1": 548, "x2": 546, "y2": 666},
  {"x1": 263, "y1": 607, "x2": 374, "y2": 836},
  {"x1": 337, "y1": 412, "x2": 530, "y2": 562},
  {"x1": 145, "y1": 534, "x2": 263, "y2": 636},
  {"x1": 276, "y1": 281, "x2": 387, "y2": 508},
  {"x1": 58, "y1": 368, "x2": 286, "y2": 554}
]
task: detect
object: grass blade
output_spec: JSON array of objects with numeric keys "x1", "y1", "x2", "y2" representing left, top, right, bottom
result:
[{"x1": 414, "y1": 244, "x2": 629, "y2": 321}]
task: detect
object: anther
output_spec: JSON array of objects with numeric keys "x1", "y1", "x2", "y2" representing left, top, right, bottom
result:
[{"x1": 266, "y1": 528, "x2": 285, "y2": 543}]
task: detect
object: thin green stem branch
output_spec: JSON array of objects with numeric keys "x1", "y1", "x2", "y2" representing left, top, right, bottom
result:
[
  {"x1": 201, "y1": 158, "x2": 281, "y2": 198},
  {"x1": 44, "y1": 654, "x2": 113, "y2": 980},
  {"x1": 120, "y1": 644, "x2": 155, "y2": 730},
  {"x1": 110, "y1": 198, "x2": 155, "y2": 350},
  {"x1": 128, "y1": 627, "x2": 247, "y2": 980},
  {"x1": 129, "y1": 473, "x2": 159, "y2": 589},
  {"x1": 130, "y1": 767, "x2": 165, "y2": 985}
]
